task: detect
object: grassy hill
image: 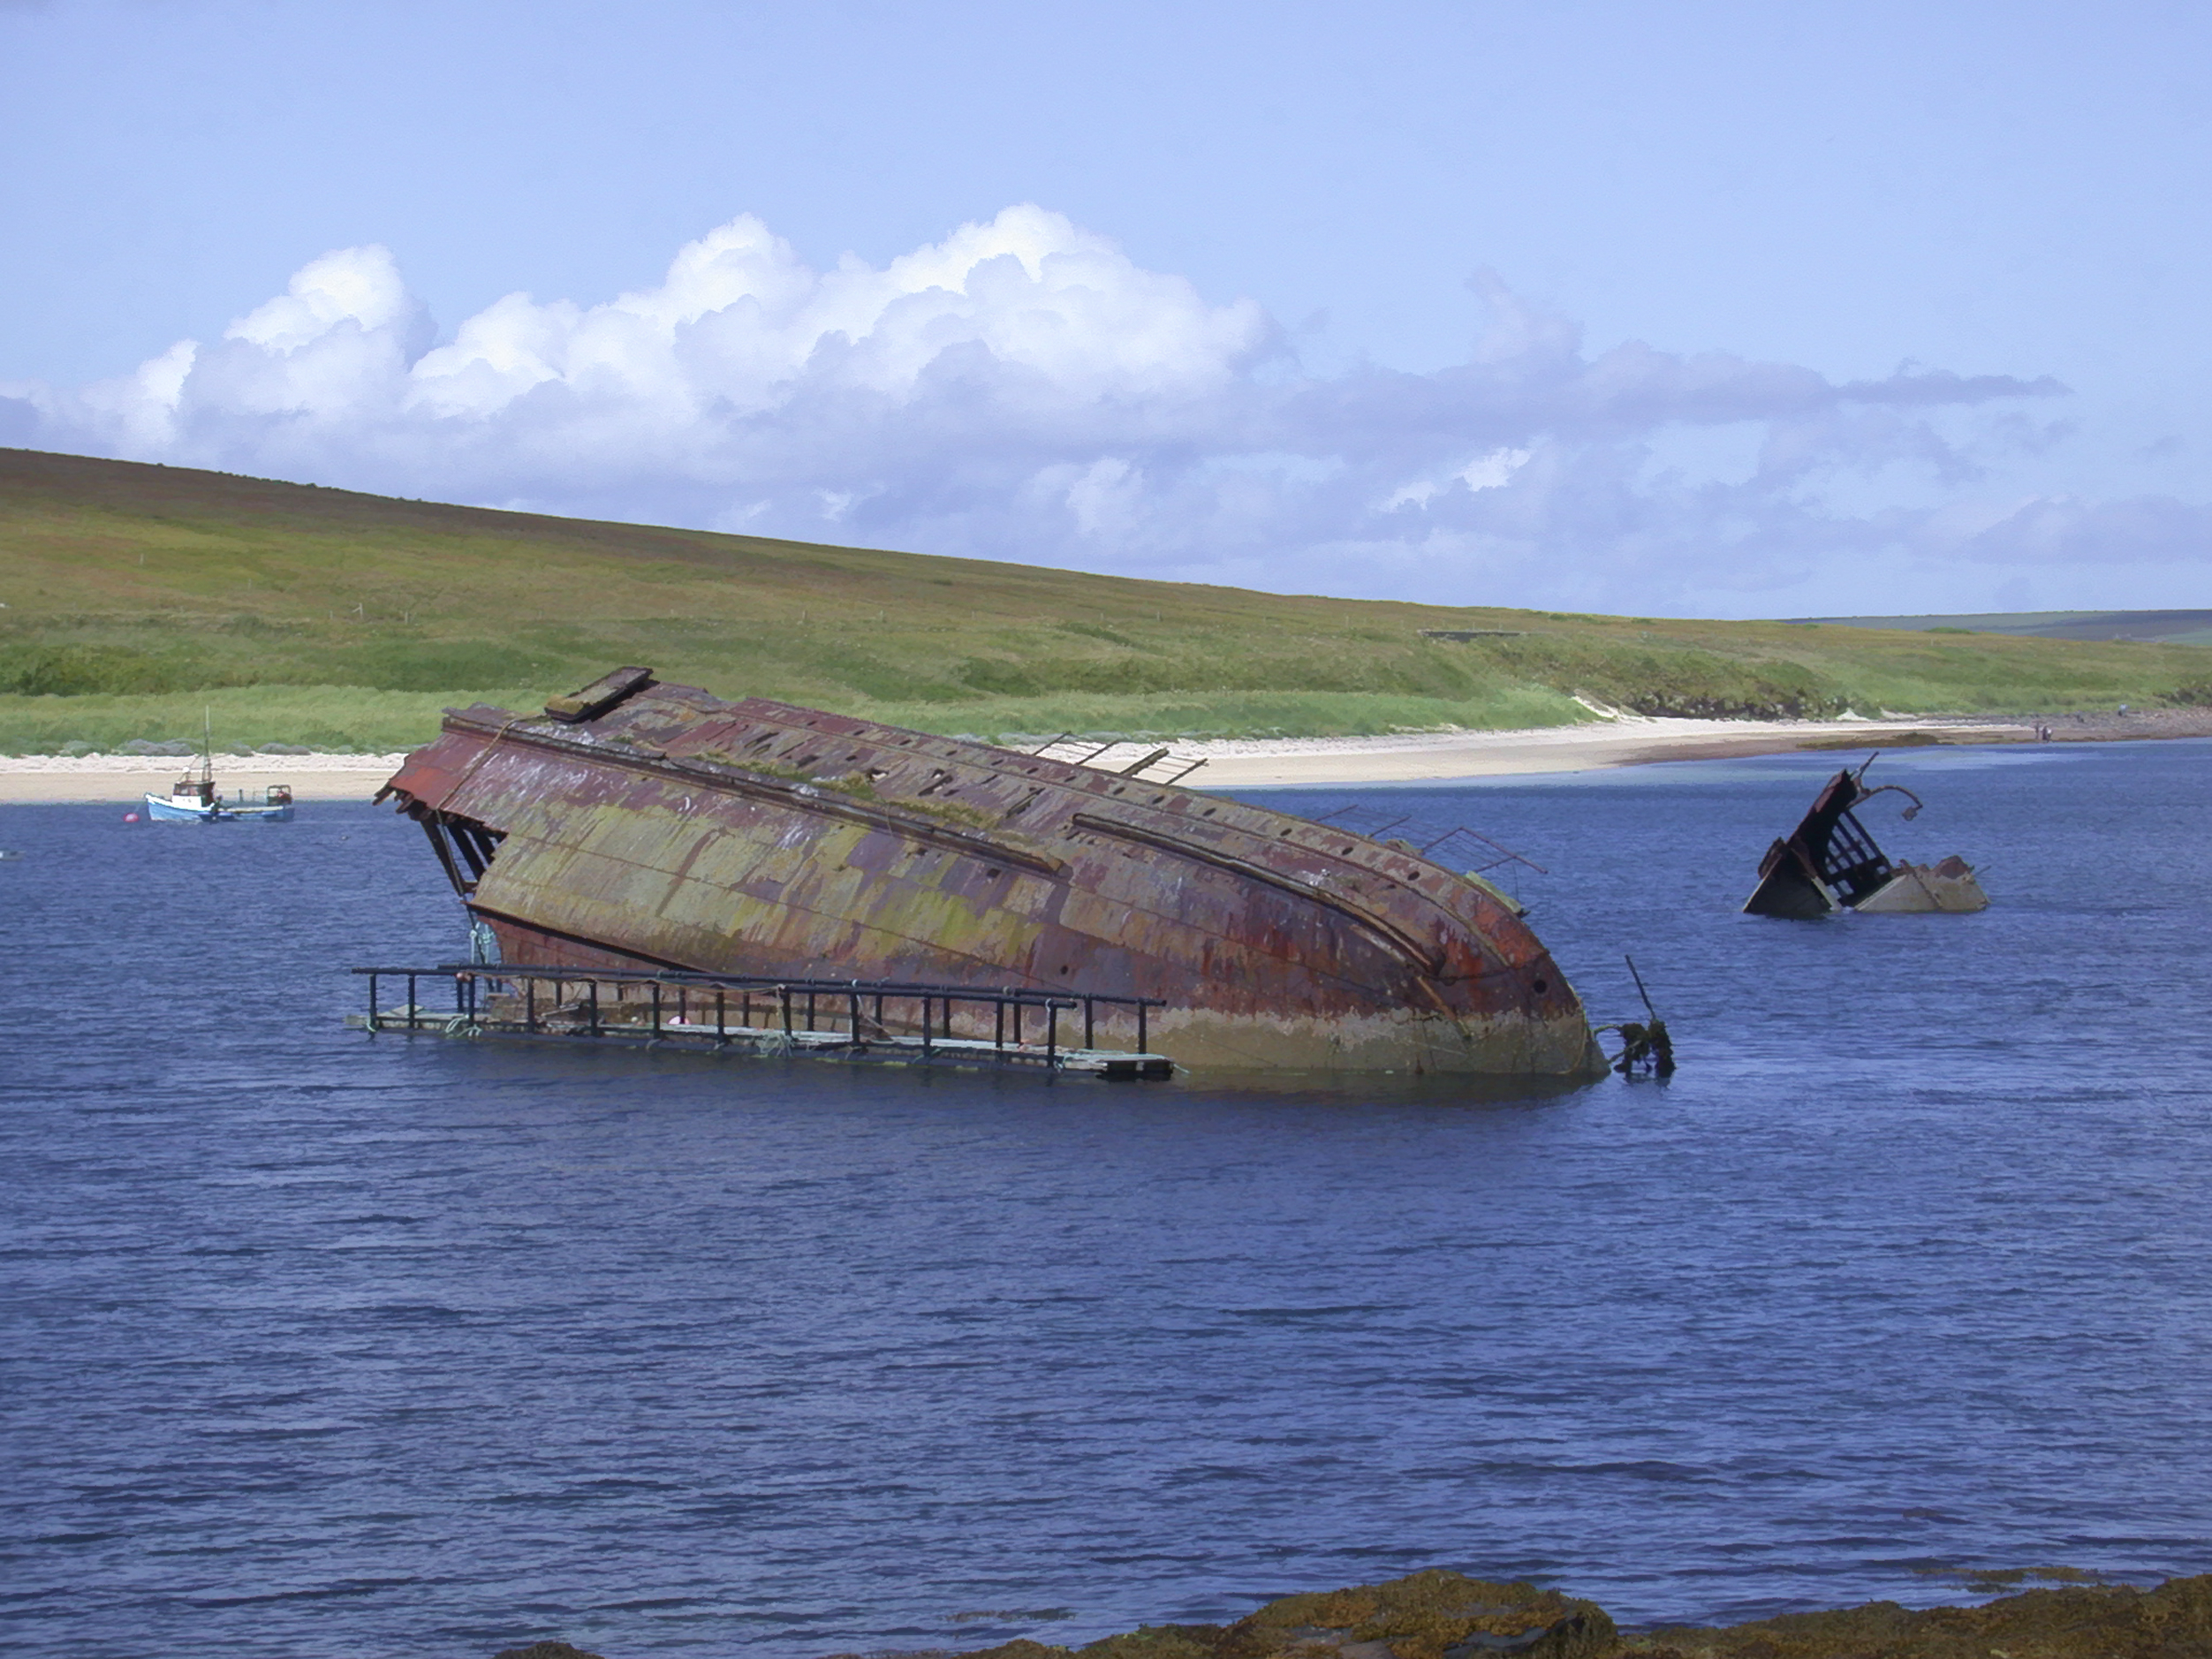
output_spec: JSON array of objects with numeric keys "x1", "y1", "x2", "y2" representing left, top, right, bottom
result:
[
  {"x1": 4, "y1": 446, "x2": 2208, "y2": 754},
  {"x1": 1801, "y1": 609, "x2": 2212, "y2": 646}
]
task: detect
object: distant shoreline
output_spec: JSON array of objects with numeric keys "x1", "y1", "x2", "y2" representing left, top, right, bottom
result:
[
  {"x1": 2, "y1": 708, "x2": 2205, "y2": 804},
  {"x1": 1124, "y1": 707, "x2": 2212, "y2": 789},
  {"x1": 0, "y1": 753, "x2": 411, "y2": 804}
]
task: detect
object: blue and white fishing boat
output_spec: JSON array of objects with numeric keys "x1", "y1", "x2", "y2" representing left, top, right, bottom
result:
[
  {"x1": 142, "y1": 773, "x2": 294, "y2": 822},
  {"x1": 142, "y1": 718, "x2": 295, "y2": 822}
]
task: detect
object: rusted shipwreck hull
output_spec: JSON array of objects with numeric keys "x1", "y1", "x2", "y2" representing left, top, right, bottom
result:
[
  {"x1": 1743, "y1": 756, "x2": 1989, "y2": 919},
  {"x1": 377, "y1": 670, "x2": 1603, "y2": 1077}
]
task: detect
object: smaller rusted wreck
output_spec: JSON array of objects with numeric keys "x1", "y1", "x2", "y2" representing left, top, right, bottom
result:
[
  {"x1": 1743, "y1": 754, "x2": 1989, "y2": 918},
  {"x1": 377, "y1": 668, "x2": 1606, "y2": 1078}
]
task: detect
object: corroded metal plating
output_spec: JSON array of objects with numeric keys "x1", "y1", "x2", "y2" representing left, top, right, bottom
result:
[
  {"x1": 378, "y1": 676, "x2": 1602, "y2": 1076},
  {"x1": 1742, "y1": 756, "x2": 1989, "y2": 918}
]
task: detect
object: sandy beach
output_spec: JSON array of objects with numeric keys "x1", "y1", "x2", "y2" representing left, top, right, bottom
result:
[
  {"x1": 1159, "y1": 714, "x2": 2018, "y2": 789},
  {"x1": 1096, "y1": 707, "x2": 2210, "y2": 789},
  {"x1": 0, "y1": 752, "x2": 412, "y2": 805},
  {"x1": 2, "y1": 708, "x2": 2203, "y2": 803}
]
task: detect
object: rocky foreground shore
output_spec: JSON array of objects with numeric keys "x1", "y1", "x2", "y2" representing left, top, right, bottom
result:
[{"x1": 492, "y1": 1565, "x2": 2212, "y2": 1659}]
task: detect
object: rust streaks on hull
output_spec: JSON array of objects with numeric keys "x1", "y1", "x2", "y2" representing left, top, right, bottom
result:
[{"x1": 1071, "y1": 812, "x2": 1449, "y2": 976}]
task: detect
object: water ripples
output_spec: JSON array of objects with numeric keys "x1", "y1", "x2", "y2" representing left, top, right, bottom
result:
[{"x1": 2, "y1": 740, "x2": 2208, "y2": 1655}]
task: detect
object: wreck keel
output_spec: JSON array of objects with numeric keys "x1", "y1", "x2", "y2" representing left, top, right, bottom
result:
[{"x1": 378, "y1": 671, "x2": 1603, "y2": 1078}]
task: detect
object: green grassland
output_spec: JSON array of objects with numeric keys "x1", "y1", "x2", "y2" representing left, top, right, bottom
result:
[
  {"x1": 4, "y1": 446, "x2": 2207, "y2": 754},
  {"x1": 1806, "y1": 608, "x2": 2212, "y2": 646}
]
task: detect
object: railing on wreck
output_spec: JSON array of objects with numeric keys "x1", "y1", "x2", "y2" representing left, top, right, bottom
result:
[{"x1": 348, "y1": 963, "x2": 1170, "y2": 1077}]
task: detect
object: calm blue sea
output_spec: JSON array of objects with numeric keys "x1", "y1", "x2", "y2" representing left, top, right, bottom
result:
[{"x1": 3, "y1": 739, "x2": 2208, "y2": 1659}]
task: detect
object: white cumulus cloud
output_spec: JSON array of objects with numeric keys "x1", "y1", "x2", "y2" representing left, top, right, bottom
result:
[{"x1": 14, "y1": 203, "x2": 2193, "y2": 612}]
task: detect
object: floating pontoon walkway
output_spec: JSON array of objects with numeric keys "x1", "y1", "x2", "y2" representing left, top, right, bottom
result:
[{"x1": 347, "y1": 964, "x2": 1177, "y2": 1079}]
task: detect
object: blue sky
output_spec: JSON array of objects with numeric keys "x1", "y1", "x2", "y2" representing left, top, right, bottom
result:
[{"x1": 4, "y1": 0, "x2": 2208, "y2": 617}]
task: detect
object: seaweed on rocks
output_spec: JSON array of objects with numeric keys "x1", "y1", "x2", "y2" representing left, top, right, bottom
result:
[
  {"x1": 951, "y1": 1572, "x2": 1615, "y2": 1659},
  {"x1": 1620, "y1": 1572, "x2": 2212, "y2": 1658},
  {"x1": 932, "y1": 1570, "x2": 2212, "y2": 1659},
  {"x1": 1212, "y1": 1569, "x2": 1615, "y2": 1659},
  {"x1": 512, "y1": 1573, "x2": 2212, "y2": 1659}
]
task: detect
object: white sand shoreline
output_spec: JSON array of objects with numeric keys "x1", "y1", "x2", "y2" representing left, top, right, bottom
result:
[
  {"x1": 0, "y1": 753, "x2": 411, "y2": 804},
  {"x1": 7, "y1": 708, "x2": 2197, "y2": 805},
  {"x1": 0, "y1": 713, "x2": 2070, "y2": 803},
  {"x1": 1126, "y1": 714, "x2": 2041, "y2": 788}
]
